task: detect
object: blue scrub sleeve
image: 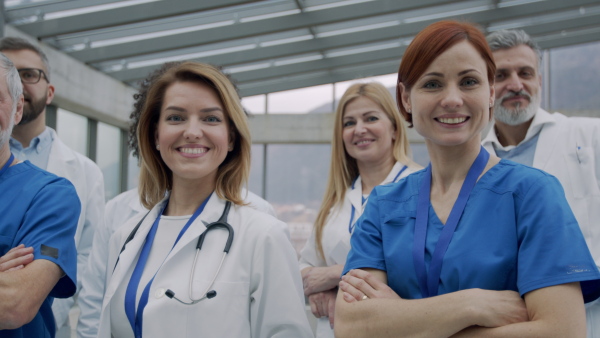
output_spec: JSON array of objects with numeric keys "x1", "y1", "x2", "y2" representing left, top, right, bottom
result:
[
  {"x1": 517, "y1": 175, "x2": 600, "y2": 302},
  {"x1": 19, "y1": 177, "x2": 80, "y2": 299},
  {"x1": 343, "y1": 188, "x2": 387, "y2": 276}
]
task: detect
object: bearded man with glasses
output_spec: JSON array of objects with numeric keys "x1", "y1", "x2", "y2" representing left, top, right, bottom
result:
[{"x1": 0, "y1": 37, "x2": 106, "y2": 338}]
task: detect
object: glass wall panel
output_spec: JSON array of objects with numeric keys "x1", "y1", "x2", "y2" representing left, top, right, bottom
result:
[
  {"x1": 56, "y1": 108, "x2": 88, "y2": 156},
  {"x1": 265, "y1": 144, "x2": 331, "y2": 255},
  {"x1": 242, "y1": 95, "x2": 266, "y2": 115},
  {"x1": 96, "y1": 122, "x2": 122, "y2": 200},
  {"x1": 549, "y1": 41, "x2": 600, "y2": 116},
  {"x1": 334, "y1": 73, "x2": 397, "y2": 110},
  {"x1": 267, "y1": 83, "x2": 333, "y2": 114},
  {"x1": 127, "y1": 151, "x2": 140, "y2": 191},
  {"x1": 248, "y1": 144, "x2": 265, "y2": 198}
]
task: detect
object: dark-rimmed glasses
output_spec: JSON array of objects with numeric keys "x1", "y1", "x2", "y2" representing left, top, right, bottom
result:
[{"x1": 17, "y1": 68, "x2": 48, "y2": 84}]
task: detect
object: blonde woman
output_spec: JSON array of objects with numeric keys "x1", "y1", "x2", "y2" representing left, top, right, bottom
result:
[
  {"x1": 97, "y1": 62, "x2": 312, "y2": 338},
  {"x1": 299, "y1": 82, "x2": 420, "y2": 337}
]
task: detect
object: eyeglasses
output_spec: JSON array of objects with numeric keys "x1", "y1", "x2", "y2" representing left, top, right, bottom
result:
[{"x1": 17, "y1": 68, "x2": 48, "y2": 84}]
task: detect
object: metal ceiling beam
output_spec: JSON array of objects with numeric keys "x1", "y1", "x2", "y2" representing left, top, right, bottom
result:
[
  {"x1": 68, "y1": 0, "x2": 457, "y2": 63},
  {"x1": 237, "y1": 26, "x2": 600, "y2": 97},
  {"x1": 109, "y1": 0, "x2": 600, "y2": 83},
  {"x1": 15, "y1": 0, "x2": 258, "y2": 38},
  {"x1": 5, "y1": 0, "x2": 121, "y2": 21},
  {"x1": 239, "y1": 59, "x2": 401, "y2": 97}
]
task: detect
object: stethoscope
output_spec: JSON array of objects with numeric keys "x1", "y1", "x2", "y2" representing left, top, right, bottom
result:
[{"x1": 115, "y1": 200, "x2": 234, "y2": 306}]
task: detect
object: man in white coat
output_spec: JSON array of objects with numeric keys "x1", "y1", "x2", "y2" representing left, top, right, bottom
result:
[
  {"x1": 482, "y1": 29, "x2": 600, "y2": 337},
  {"x1": 0, "y1": 37, "x2": 106, "y2": 338}
]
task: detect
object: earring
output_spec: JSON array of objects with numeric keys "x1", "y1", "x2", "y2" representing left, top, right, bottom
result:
[
  {"x1": 228, "y1": 145, "x2": 233, "y2": 151},
  {"x1": 156, "y1": 144, "x2": 160, "y2": 150},
  {"x1": 407, "y1": 109, "x2": 412, "y2": 113},
  {"x1": 489, "y1": 101, "x2": 493, "y2": 108}
]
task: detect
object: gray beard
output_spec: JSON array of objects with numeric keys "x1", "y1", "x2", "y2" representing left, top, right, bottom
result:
[{"x1": 494, "y1": 92, "x2": 539, "y2": 126}]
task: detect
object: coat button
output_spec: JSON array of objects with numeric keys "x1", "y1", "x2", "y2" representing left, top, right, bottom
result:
[{"x1": 155, "y1": 288, "x2": 165, "y2": 299}]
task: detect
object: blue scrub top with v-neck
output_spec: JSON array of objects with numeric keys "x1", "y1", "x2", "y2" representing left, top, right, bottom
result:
[
  {"x1": 343, "y1": 160, "x2": 600, "y2": 303},
  {"x1": 0, "y1": 161, "x2": 79, "y2": 338}
]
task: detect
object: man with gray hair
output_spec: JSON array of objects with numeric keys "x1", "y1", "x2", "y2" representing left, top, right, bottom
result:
[
  {"x1": 482, "y1": 29, "x2": 600, "y2": 336},
  {"x1": 0, "y1": 37, "x2": 106, "y2": 337},
  {"x1": 0, "y1": 52, "x2": 79, "y2": 337}
]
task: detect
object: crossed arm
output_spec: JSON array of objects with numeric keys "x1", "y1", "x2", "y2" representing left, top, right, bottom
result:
[
  {"x1": 334, "y1": 269, "x2": 586, "y2": 338},
  {"x1": 301, "y1": 265, "x2": 343, "y2": 327},
  {"x1": 0, "y1": 258, "x2": 63, "y2": 329}
]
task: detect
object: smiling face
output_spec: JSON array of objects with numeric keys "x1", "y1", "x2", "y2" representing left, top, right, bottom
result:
[
  {"x1": 492, "y1": 44, "x2": 541, "y2": 126},
  {"x1": 1, "y1": 49, "x2": 54, "y2": 125},
  {"x1": 155, "y1": 81, "x2": 232, "y2": 188},
  {"x1": 400, "y1": 40, "x2": 494, "y2": 148},
  {"x1": 342, "y1": 96, "x2": 396, "y2": 167}
]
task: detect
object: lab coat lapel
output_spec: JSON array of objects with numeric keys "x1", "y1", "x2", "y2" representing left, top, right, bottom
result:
[
  {"x1": 348, "y1": 176, "x2": 363, "y2": 217},
  {"x1": 104, "y1": 199, "x2": 166, "y2": 302},
  {"x1": 532, "y1": 109, "x2": 560, "y2": 169},
  {"x1": 162, "y1": 194, "x2": 225, "y2": 265}
]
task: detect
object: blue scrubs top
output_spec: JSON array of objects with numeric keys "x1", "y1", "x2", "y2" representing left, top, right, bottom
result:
[
  {"x1": 344, "y1": 160, "x2": 600, "y2": 303},
  {"x1": 0, "y1": 161, "x2": 79, "y2": 338}
]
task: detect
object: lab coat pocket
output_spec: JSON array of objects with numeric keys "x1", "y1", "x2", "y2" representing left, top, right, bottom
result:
[
  {"x1": 186, "y1": 280, "x2": 250, "y2": 337},
  {"x1": 566, "y1": 146, "x2": 597, "y2": 198}
]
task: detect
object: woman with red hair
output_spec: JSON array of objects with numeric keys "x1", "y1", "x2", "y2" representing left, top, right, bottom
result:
[{"x1": 334, "y1": 20, "x2": 600, "y2": 337}]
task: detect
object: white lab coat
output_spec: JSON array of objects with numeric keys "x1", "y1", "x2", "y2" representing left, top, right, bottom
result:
[
  {"x1": 41, "y1": 128, "x2": 105, "y2": 332},
  {"x1": 482, "y1": 108, "x2": 600, "y2": 337},
  {"x1": 96, "y1": 194, "x2": 313, "y2": 338},
  {"x1": 77, "y1": 187, "x2": 283, "y2": 338},
  {"x1": 299, "y1": 162, "x2": 414, "y2": 338}
]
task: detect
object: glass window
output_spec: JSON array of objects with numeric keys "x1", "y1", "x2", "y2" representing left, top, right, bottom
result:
[
  {"x1": 127, "y1": 151, "x2": 140, "y2": 190},
  {"x1": 96, "y1": 122, "x2": 122, "y2": 200},
  {"x1": 248, "y1": 144, "x2": 265, "y2": 197},
  {"x1": 267, "y1": 83, "x2": 333, "y2": 114},
  {"x1": 56, "y1": 108, "x2": 88, "y2": 156},
  {"x1": 549, "y1": 41, "x2": 600, "y2": 115},
  {"x1": 410, "y1": 142, "x2": 430, "y2": 167},
  {"x1": 242, "y1": 94, "x2": 266, "y2": 115},
  {"x1": 334, "y1": 73, "x2": 397, "y2": 110},
  {"x1": 265, "y1": 144, "x2": 331, "y2": 255}
]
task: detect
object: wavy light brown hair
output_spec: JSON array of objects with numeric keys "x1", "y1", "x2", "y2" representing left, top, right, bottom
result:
[{"x1": 137, "y1": 62, "x2": 250, "y2": 209}]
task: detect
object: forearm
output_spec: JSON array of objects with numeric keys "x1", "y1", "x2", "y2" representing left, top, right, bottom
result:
[
  {"x1": 334, "y1": 288, "x2": 478, "y2": 338},
  {"x1": 301, "y1": 264, "x2": 344, "y2": 295},
  {"x1": 453, "y1": 283, "x2": 586, "y2": 338},
  {"x1": 0, "y1": 260, "x2": 62, "y2": 329}
]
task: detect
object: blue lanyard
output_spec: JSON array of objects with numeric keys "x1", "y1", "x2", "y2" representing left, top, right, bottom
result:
[
  {"x1": 412, "y1": 147, "x2": 489, "y2": 298},
  {"x1": 124, "y1": 193, "x2": 212, "y2": 338},
  {"x1": 348, "y1": 165, "x2": 408, "y2": 234},
  {"x1": 0, "y1": 153, "x2": 14, "y2": 178}
]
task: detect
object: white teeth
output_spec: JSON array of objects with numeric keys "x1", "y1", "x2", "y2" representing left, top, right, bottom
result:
[
  {"x1": 356, "y1": 140, "x2": 372, "y2": 145},
  {"x1": 179, "y1": 148, "x2": 207, "y2": 154},
  {"x1": 438, "y1": 117, "x2": 467, "y2": 124}
]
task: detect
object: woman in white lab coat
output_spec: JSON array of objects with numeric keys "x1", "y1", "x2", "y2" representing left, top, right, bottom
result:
[
  {"x1": 97, "y1": 62, "x2": 313, "y2": 338},
  {"x1": 299, "y1": 82, "x2": 421, "y2": 337}
]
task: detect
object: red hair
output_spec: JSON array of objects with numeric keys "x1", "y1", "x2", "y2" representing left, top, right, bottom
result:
[{"x1": 396, "y1": 20, "x2": 495, "y2": 126}]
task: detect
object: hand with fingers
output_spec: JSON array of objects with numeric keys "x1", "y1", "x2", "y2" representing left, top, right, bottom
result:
[
  {"x1": 0, "y1": 244, "x2": 34, "y2": 272},
  {"x1": 302, "y1": 265, "x2": 344, "y2": 296},
  {"x1": 308, "y1": 288, "x2": 338, "y2": 328},
  {"x1": 339, "y1": 269, "x2": 400, "y2": 302}
]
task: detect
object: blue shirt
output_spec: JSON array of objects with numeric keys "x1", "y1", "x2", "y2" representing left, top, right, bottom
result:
[
  {"x1": 9, "y1": 127, "x2": 54, "y2": 170},
  {"x1": 344, "y1": 160, "x2": 600, "y2": 302},
  {"x1": 493, "y1": 131, "x2": 540, "y2": 167},
  {"x1": 0, "y1": 161, "x2": 79, "y2": 338}
]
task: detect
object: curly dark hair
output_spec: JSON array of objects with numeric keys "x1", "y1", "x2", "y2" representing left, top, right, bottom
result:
[
  {"x1": 128, "y1": 61, "x2": 183, "y2": 159},
  {"x1": 128, "y1": 62, "x2": 244, "y2": 160}
]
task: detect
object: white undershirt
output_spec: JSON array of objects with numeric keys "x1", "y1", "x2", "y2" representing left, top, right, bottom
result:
[{"x1": 110, "y1": 215, "x2": 190, "y2": 338}]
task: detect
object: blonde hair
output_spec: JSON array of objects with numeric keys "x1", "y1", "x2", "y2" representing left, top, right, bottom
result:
[
  {"x1": 137, "y1": 62, "x2": 251, "y2": 209},
  {"x1": 314, "y1": 82, "x2": 417, "y2": 259}
]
